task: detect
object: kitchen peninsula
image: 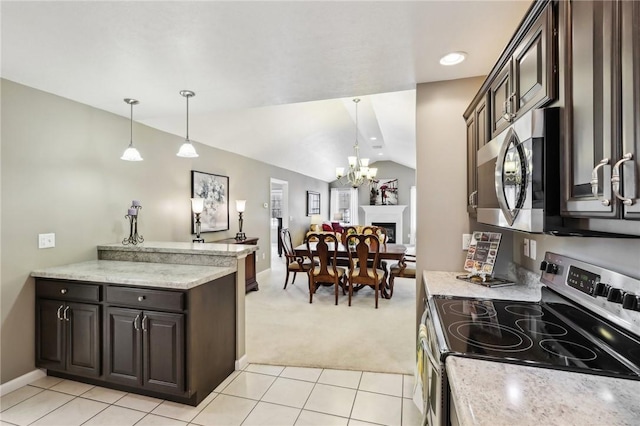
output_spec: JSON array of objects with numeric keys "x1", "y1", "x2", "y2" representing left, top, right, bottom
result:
[{"x1": 31, "y1": 241, "x2": 257, "y2": 406}]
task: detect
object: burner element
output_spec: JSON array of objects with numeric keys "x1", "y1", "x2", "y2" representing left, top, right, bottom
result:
[
  {"x1": 505, "y1": 304, "x2": 544, "y2": 318},
  {"x1": 443, "y1": 301, "x2": 497, "y2": 319},
  {"x1": 539, "y1": 339, "x2": 598, "y2": 361},
  {"x1": 515, "y1": 319, "x2": 568, "y2": 337},
  {"x1": 448, "y1": 321, "x2": 533, "y2": 352}
]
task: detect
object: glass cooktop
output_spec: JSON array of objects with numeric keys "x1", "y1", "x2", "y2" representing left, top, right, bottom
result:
[{"x1": 432, "y1": 289, "x2": 640, "y2": 380}]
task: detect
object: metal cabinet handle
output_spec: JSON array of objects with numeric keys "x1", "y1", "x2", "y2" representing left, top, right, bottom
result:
[
  {"x1": 63, "y1": 306, "x2": 70, "y2": 321},
  {"x1": 60, "y1": 289, "x2": 67, "y2": 295},
  {"x1": 590, "y1": 158, "x2": 611, "y2": 206},
  {"x1": 56, "y1": 305, "x2": 64, "y2": 320},
  {"x1": 468, "y1": 190, "x2": 478, "y2": 209},
  {"x1": 133, "y1": 313, "x2": 141, "y2": 330},
  {"x1": 137, "y1": 296, "x2": 145, "y2": 302},
  {"x1": 502, "y1": 93, "x2": 516, "y2": 122},
  {"x1": 141, "y1": 315, "x2": 148, "y2": 332},
  {"x1": 612, "y1": 153, "x2": 635, "y2": 206}
]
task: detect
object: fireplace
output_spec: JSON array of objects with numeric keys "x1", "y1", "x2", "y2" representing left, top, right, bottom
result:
[
  {"x1": 360, "y1": 205, "x2": 407, "y2": 244},
  {"x1": 372, "y1": 222, "x2": 396, "y2": 243}
]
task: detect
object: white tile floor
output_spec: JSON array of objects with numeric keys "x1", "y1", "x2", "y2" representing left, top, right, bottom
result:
[{"x1": 0, "y1": 365, "x2": 422, "y2": 426}]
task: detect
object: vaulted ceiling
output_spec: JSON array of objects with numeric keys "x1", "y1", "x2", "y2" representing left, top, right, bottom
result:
[{"x1": 1, "y1": 1, "x2": 531, "y2": 181}]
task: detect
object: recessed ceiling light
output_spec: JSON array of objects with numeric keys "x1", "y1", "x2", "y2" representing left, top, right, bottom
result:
[
  {"x1": 439, "y1": 51, "x2": 467, "y2": 66},
  {"x1": 370, "y1": 137, "x2": 377, "y2": 140},
  {"x1": 378, "y1": 152, "x2": 384, "y2": 156}
]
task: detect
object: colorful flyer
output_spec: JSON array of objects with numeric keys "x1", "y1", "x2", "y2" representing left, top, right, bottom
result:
[{"x1": 464, "y1": 232, "x2": 502, "y2": 276}]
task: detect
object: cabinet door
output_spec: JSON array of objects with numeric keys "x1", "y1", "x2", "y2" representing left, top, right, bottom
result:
[
  {"x1": 36, "y1": 299, "x2": 65, "y2": 371},
  {"x1": 513, "y1": 4, "x2": 556, "y2": 116},
  {"x1": 466, "y1": 114, "x2": 478, "y2": 217},
  {"x1": 142, "y1": 311, "x2": 185, "y2": 394},
  {"x1": 66, "y1": 303, "x2": 100, "y2": 377},
  {"x1": 476, "y1": 97, "x2": 488, "y2": 148},
  {"x1": 490, "y1": 63, "x2": 512, "y2": 138},
  {"x1": 105, "y1": 307, "x2": 142, "y2": 386},
  {"x1": 563, "y1": 0, "x2": 617, "y2": 217},
  {"x1": 620, "y1": 0, "x2": 640, "y2": 219}
]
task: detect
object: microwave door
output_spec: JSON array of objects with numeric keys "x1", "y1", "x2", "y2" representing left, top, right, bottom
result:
[{"x1": 495, "y1": 128, "x2": 528, "y2": 225}]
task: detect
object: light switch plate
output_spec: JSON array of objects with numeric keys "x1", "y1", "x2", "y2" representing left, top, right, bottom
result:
[
  {"x1": 530, "y1": 240, "x2": 537, "y2": 260},
  {"x1": 38, "y1": 233, "x2": 55, "y2": 249},
  {"x1": 523, "y1": 238, "x2": 530, "y2": 257}
]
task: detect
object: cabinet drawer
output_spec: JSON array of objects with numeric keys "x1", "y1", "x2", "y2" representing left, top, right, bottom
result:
[
  {"x1": 106, "y1": 286, "x2": 184, "y2": 311},
  {"x1": 36, "y1": 280, "x2": 100, "y2": 302}
]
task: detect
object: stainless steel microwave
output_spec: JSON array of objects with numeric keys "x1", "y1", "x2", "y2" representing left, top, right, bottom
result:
[{"x1": 476, "y1": 108, "x2": 563, "y2": 233}]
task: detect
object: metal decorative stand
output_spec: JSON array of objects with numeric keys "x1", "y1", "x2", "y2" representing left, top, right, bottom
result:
[
  {"x1": 235, "y1": 211, "x2": 246, "y2": 241},
  {"x1": 193, "y1": 212, "x2": 205, "y2": 243},
  {"x1": 123, "y1": 203, "x2": 144, "y2": 245}
]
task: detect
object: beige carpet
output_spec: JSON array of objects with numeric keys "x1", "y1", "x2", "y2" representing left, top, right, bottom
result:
[{"x1": 245, "y1": 254, "x2": 416, "y2": 374}]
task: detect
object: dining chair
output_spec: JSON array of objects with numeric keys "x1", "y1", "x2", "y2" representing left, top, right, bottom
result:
[
  {"x1": 389, "y1": 253, "x2": 416, "y2": 298},
  {"x1": 306, "y1": 233, "x2": 346, "y2": 305},
  {"x1": 280, "y1": 228, "x2": 314, "y2": 289},
  {"x1": 340, "y1": 226, "x2": 359, "y2": 245},
  {"x1": 345, "y1": 234, "x2": 386, "y2": 308},
  {"x1": 362, "y1": 226, "x2": 388, "y2": 247}
]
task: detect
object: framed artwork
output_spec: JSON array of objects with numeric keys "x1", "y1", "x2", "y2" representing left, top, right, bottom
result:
[
  {"x1": 371, "y1": 178, "x2": 399, "y2": 205},
  {"x1": 191, "y1": 171, "x2": 229, "y2": 233},
  {"x1": 306, "y1": 191, "x2": 320, "y2": 216}
]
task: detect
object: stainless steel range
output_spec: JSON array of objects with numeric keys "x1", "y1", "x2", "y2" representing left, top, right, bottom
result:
[{"x1": 420, "y1": 252, "x2": 640, "y2": 426}]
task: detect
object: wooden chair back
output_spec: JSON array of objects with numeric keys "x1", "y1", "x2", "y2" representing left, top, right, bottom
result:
[
  {"x1": 306, "y1": 233, "x2": 340, "y2": 281},
  {"x1": 340, "y1": 226, "x2": 359, "y2": 245},
  {"x1": 346, "y1": 234, "x2": 381, "y2": 285},
  {"x1": 362, "y1": 226, "x2": 388, "y2": 247}
]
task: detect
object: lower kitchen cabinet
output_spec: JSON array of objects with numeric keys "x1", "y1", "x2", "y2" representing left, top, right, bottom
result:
[
  {"x1": 36, "y1": 285, "x2": 101, "y2": 378},
  {"x1": 105, "y1": 307, "x2": 185, "y2": 395},
  {"x1": 35, "y1": 272, "x2": 236, "y2": 406}
]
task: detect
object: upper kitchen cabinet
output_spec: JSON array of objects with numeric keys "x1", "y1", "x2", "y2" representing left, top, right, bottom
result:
[
  {"x1": 490, "y1": 2, "x2": 557, "y2": 139},
  {"x1": 562, "y1": 0, "x2": 640, "y2": 233},
  {"x1": 466, "y1": 95, "x2": 488, "y2": 217}
]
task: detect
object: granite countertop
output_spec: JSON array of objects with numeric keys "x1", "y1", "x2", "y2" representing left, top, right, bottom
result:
[
  {"x1": 422, "y1": 270, "x2": 543, "y2": 301},
  {"x1": 31, "y1": 260, "x2": 235, "y2": 290},
  {"x1": 98, "y1": 241, "x2": 258, "y2": 257},
  {"x1": 446, "y1": 356, "x2": 640, "y2": 426}
]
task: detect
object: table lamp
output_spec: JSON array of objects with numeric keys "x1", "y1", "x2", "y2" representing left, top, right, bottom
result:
[
  {"x1": 191, "y1": 198, "x2": 205, "y2": 243},
  {"x1": 310, "y1": 214, "x2": 323, "y2": 231},
  {"x1": 236, "y1": 200, "x2": 247, "y2": 241}
]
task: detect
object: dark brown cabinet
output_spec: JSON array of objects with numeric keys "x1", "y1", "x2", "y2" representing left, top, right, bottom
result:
[
  {"x1": 465, "y1": 95, "x2": 488, "y2": 217},
  {"x1": 36, "y1": 283, "x2": 101, "y2": 378},
  {"x1": 562, "y1": 0, "x2": 640, "y2": 233},
  {"x1": 216, "y1": 237, "x2": 259, "y2": 292},
  {"x1": 490, "y1": 2, "x2": 556, "y2": 139},
  {"x1": 105, "y1": 307, "x2": 184, "y2": 395},
  {"x1": 35, "y1": 273, "x2": 236, "y2": 406}
]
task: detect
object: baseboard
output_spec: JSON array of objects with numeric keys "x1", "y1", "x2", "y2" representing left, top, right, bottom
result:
[
  {"x1": 0, "y1": 369, "x2": 46, "y2": 396},
  {"x1": 235, "y1": 354, "x2": 249, "y2": 370}
]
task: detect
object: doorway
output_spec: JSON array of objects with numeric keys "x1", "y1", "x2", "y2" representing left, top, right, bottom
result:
[{"x1": 270, "y1": 178, "x2": 289, "y2": 268}]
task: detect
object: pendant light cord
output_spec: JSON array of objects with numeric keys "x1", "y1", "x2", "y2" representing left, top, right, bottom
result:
[
  {"x1": 130, "y1": 102, "x2": 134, "y2": 145},
  {"x1": 185, "y1": 95, "x2": 190, "y2": 141}
]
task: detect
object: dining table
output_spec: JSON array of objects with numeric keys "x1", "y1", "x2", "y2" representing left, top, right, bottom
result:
[{"x1": 293, "y1": 241, "x2": 407, "y2": 299}]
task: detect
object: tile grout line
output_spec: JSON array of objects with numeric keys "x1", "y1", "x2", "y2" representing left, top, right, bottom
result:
[{"x1": 291, "y1": 367, "x2": 324, "y2": 424}]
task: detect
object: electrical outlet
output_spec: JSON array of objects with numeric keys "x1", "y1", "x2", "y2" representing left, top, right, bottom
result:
[
  {"x1": 462, "y1": 234, "x2": 472, "y2": 250},
  {"x1": 38, "y1": 233, "x2": 55, "y2": 249},
  {"x1": 262, "y1": 253, "x2": 266, "y2": 260},
  {"x1": 530, "y1": 239, "x2": 537, "y2": 260},
  {"x1": 523, "y1": 238, "x2": 530, "y2": 257}
]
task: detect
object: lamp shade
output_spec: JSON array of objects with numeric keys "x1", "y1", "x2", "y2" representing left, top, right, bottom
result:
[
  {"x1": 191, "y1": 198, "x2": 204, "y2": 214},
  {"x1": 177, "y1": 141, "x2": 199, "y2": 158},
  {"x1": 310, "y1": 214, "x2": 322, "y2": 225},
  {"x1": 236, "y1": 199, "x2": 246, "y2": 213},
  {"x1": 121, "y1": 146, "x2": 143, "y2": 161}
]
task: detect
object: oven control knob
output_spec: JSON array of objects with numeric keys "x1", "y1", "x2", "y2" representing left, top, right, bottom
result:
[
  {"x1": 606, "y1": 288, "x2": 624, "y2": 303},
  {"x1": 545, "y1": 263, "x2": 558, "y2": 274},
  {"x1": 622, "y1": 293, "x2": 640, "y2": 311},
  {"x1": 540, "y1": 261, "x2": 549, "y2": 271},
  {"x1": 594, "y1": 282, "x2": 611, "y2": 297}
]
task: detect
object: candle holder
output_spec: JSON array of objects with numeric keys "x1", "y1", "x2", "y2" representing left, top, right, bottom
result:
[{"x1": 122, "y1": 202, "x2": 144, "y2": 245}]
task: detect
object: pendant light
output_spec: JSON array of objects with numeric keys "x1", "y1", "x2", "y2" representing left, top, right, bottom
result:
[
  {"x1": 177, "y1": 90, "x2": 199, "y2": 158},
  {"x1": 120, "y1": 98, "x2": 143, "y2": 161}
]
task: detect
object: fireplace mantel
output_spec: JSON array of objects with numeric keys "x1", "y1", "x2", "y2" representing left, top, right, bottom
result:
[{"x1": 360, "y1": 205, "x2": 407, "y2": 244}]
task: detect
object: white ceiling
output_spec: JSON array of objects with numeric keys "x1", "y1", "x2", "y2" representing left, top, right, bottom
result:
[{"x1": 1, "y1": 1, "x2": 531, "y2": 182}]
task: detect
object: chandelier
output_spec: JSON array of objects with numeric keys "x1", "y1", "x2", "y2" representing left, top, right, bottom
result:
[{"x1": 336, "y1": 98, "x2": 378, "y2": 188}]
